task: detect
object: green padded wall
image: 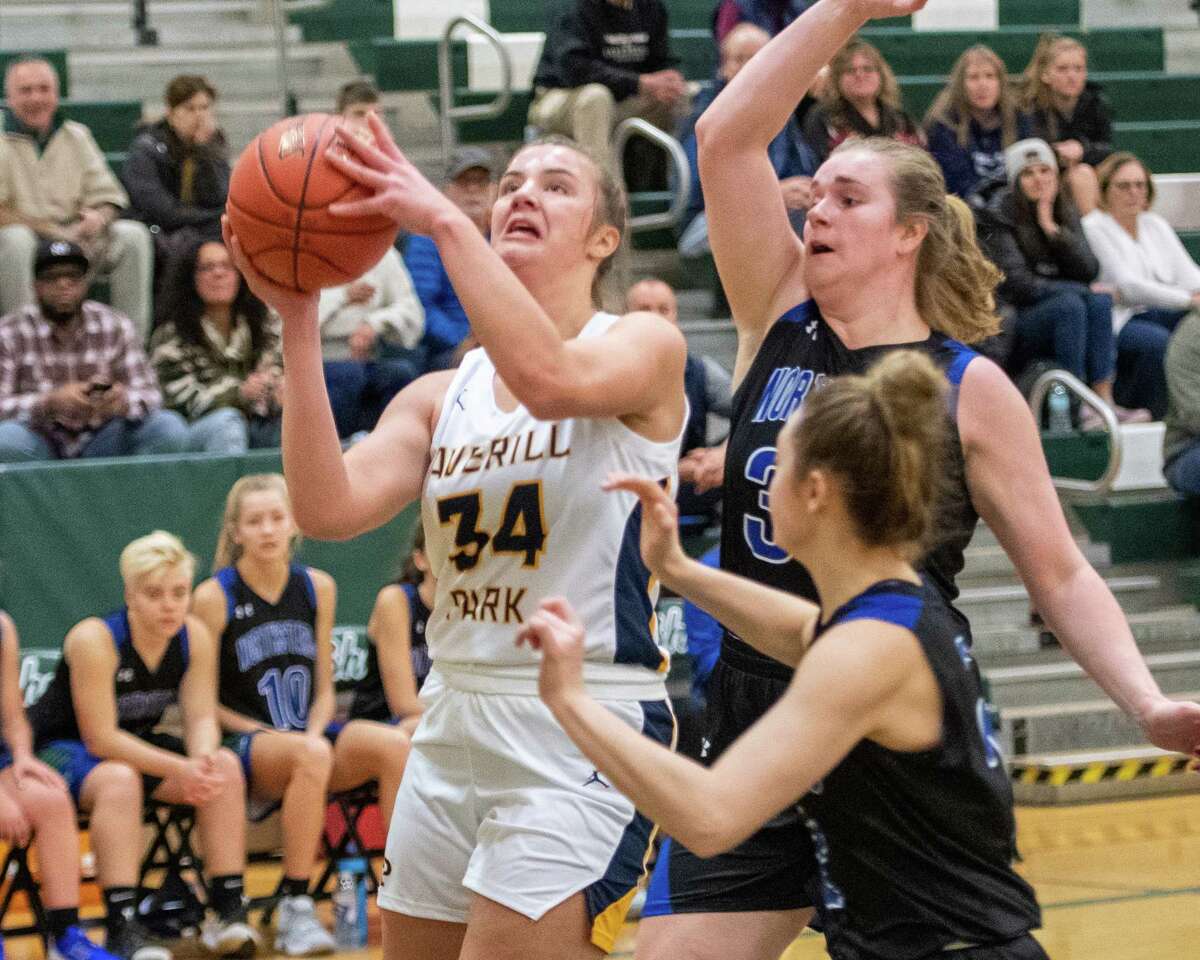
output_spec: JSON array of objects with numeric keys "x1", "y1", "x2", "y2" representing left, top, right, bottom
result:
[{"x1": 0, "y1": 452, "x2": 419, "y2": 650}]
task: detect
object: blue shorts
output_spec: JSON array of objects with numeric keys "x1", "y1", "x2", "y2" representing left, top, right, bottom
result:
[
  {"x1": 223, "y1": 723, "x2": 352, "y2": 820},
  {"x1": 1, "y1": 733, "x2": 185, "y2": 804}
]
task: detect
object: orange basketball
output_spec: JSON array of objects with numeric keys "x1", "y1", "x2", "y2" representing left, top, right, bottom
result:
[{"x1": 225, "y1": 113, "x2": 396, "y2": 293}]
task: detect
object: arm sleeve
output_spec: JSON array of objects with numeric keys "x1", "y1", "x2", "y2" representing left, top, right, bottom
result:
[
  {"x1": 557, "y1": 8, "x2": 642, "y2": 99},
  {"x1": 925, "y1": 121, "x2": 977, "y2": 198},
  {"x1": 645, "y1": 3, "x2": 678, "y2": 72},
  {"x1": 1079, "y1": 91, "x2": 1114, "y2": 167},
  {"x1": 367, "y1": 253, "x2": 426, "y2": 350},
  {"x1": 77, "y1": 125, "x2": 129, "y2": 211},
  {"x1": 112, "y1": 321, "x2": 162, "y2": 416},
  {"x1": 0, "y1": 331, "x2": 43, "y2": 422},
  {"x1": 1083, "y1": 216, "x2": 1196, "y2": 310},
  {"x1": 986, "y1": 226, "x2": 1053, "y2": 306},
  {"x1": 404, "y1": 237, "x2": 469, "y2": 353},
  {"x1": 1048, "y1": 219, "x2": 1100, "y2": 284},
  {"x1": 1165, "y1": 314, "x2": 1200, "y2": 437},
  {"x1": 701, "y1": 356, "x2": 733, "y2": 419},
  {"x1": 121, "y1": 137, "x2": 213, "y2": 229}
]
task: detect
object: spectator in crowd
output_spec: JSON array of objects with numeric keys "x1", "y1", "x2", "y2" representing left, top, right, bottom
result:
[
  {"x1": 626, "y1": 277, "x2": 731, "y2": 525},
  {"x1": 0, "y1": 240, "x2": 188, "y2": 463},
  {"x1": 26, "y1": 531, "x2": 258, "y2": 960},
  {"x1": 924, "y1": 44, "x2": 1033, "y2": 201},
  {"x1": 349, "y1": 527, "x2": 432, "y2": 729},
  {"x1": 1020, "y1": 34, "x2": 1111, "y2": 215},
  {"x1": 528, "y1": 0, "x2": 690, "y2": 173},
  {"x1": 802, "y1": 38, "x2": 922, "y2": 163},
  {"x1": 192, "y1": 474, "x2": 412, "y2": 957},
  {"x1": 713, "y1": 0, "x2": 813, "y2": 44},
  {"x1": 336, "y1": 78, "x2": 381, "y2": 137},
  {"x1": 0, "y1": 56, "x2": 154, "y2": 335},
  {"x1": 678, "y1": 22, "x2": 817, "y2": 258},
  {"x1": 0, "y1": 611, "x2": 124, "y2": 960},
  {"x1": 150, "y1": 239, "x2": 283, "y2": 452},
  {"x1": 1164, "y1": 310, "x2": 1200, "y2": 496},
  {"x1": 317, "y1": 247, "x2": 424, "y2": 438},
  {"x1": 1083, "y1": 152, "x2": 1200, "y2": 420},
  {"x1": 122, "y1": 75, "x2": 230, "y2": 262},
  {"x1": 979, "y1": 139, "x2": 1150, "y2": 425},
  {"x1": 403, "y1": 147, "x2": 497, "y2": 372}
]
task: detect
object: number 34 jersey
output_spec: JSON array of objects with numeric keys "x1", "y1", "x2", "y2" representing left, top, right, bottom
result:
[{"x1": 422, "y1": 313, "x2": 684, "y2": 694}]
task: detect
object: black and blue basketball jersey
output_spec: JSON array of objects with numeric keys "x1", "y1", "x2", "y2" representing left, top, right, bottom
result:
[
  {"x1": 215, "y1": 564, "x2": 318, "y2": 731},
  {"x1": 721, "y1": 300, "x2": 979, "y2": 676},
  {"x1": 350, "y1": 582, "x2": 432, "y2": 722},
  {"x1": 800, "y1": 580, "x2": 1040, "y2": 958},
  {"x1": 29, "y1": 609, "x2": 190, "y2": 746}
]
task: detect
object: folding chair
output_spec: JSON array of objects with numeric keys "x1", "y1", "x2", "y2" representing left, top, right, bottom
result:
[
  {"x1": 313, "y1": 783, "x2": 384, "y2": 898},
  {"x1": 0, "y1": 843, "x2": 49, "y2": 940}
]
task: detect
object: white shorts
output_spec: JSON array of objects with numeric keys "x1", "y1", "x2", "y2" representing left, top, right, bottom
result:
[{"x1": 378, "y1": 670, "x2": 675, "y2": 953}]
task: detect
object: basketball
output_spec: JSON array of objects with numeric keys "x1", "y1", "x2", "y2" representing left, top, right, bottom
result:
[{"x1": 225, "y1": 113, "x2": 396, "y2": 293}]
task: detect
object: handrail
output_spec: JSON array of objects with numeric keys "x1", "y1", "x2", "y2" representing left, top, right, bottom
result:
[
  {"x1": 438, "y1": 15, "x2": 513, "y2": 165},
  {"x1": 1027, "y1": 368, "x2": 1124, "y2": 495},
  {"x1": 612, "y1": 118, "x2": 690, "y2": 233},
  {"x1": 267, "y1": 0, "x2": 297, "y2": 118}
]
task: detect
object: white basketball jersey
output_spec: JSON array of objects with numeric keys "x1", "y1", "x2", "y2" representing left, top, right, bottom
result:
[{"x1": 421, "y1": 312, "x2": 683, "y2": 696}]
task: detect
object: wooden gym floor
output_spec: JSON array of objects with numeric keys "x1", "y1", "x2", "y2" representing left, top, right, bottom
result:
[{"x1": 5, "y1": 793, "x2": 1198, "y2": 959}]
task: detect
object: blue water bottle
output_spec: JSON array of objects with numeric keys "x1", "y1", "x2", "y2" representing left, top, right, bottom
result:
[
  {"x1": 333, "y1": 853, "x2": 368, "y2": 948},
  {"x1": 1047, "y1": 383, "x2": 1073, "y2": 434}
]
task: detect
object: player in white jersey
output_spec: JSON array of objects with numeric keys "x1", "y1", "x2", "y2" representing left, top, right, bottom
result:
[{"x1": 223, "y1": 116, "x2": 687, "y2": 960}]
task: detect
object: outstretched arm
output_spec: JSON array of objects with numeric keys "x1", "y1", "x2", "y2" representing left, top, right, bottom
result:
[
  {"x1": 604, "y1": 474, "x2": 817, "y2": 664},
  {"x1": 960, "y1": 358, "x2": 1200, "y2": 757}
]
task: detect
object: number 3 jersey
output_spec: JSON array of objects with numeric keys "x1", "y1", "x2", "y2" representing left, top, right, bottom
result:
[
  {"x1": 214, "y1": 563, "x2": 319, "y2": 730},
  {"x1": 422, "y1": 312, "x2": 683, "y2": 695}
]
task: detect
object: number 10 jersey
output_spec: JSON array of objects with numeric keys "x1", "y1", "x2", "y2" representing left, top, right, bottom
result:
[{"x1": 421, "y1": 313, "x2": 683, "y2": 697}]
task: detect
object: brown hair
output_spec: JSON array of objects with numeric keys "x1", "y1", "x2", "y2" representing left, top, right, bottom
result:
[
  {"x1": 397, "y1": 526, "x2": 427, "y2": 585},
  {"x1": 824, "y1": 39, "x2": 904, "y2": 117},
  {"x1": 789, "y1": 350, "x2": 947, "y2": 557},
  {"x1": 336, "y1": 79, "x2": 380, "y2": 114},
  {"x1": 1019, "y1": 33, "x2": 1087, "y2": 133},
  {"x1": 165, "y1": 74, "x2": 216, "y2": 109},
  {"x1": 509, "y1": 134, "x2": 628, "y2": 307},
  {"x1": 923, "y1": 45, "x2": 1022, "y2": 149},
  {"x1": 830, "y1": 138, "x2": 1002, "y2": 343},
  {"x1": 1095, "y1": 151, "x2": 1156, "y2": 209},
  {"x1": 212, "y1": 474, "x2": 298, "y2": 570}
]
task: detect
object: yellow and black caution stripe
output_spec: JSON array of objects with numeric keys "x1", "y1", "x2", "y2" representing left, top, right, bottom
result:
[{"x1": 1012, "y1": 754, "x2": 1197, "y2": 787}]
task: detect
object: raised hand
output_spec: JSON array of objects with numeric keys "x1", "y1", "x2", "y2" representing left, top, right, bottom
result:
[
  {"x1": 602, "y1": 473, "x2": 686, "y2": 579},
  {"x1": 1138, "y1": 697, "x2": 1200, "y2": 759},
  {"x1": 325, "y1": 113, "x2": 460, "y2": 236}
]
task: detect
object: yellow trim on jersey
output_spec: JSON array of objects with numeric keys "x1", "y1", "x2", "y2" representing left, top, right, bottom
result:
[{"x1": 590, "y1": 886, "x2": 639, "y2": 953}]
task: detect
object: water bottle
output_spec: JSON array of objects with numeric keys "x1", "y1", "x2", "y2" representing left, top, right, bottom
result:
[
  {"x1": 332, "y1": 854, "x2": 368, "y2": 949},
  {"x1": 1047, "y1": 384, "x2": 1073, "y2": 434}
]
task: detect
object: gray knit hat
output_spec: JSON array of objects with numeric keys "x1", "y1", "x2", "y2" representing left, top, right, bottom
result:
[{"x1": 1005, "y1": 138, "x2": 1058, "y2": 186}]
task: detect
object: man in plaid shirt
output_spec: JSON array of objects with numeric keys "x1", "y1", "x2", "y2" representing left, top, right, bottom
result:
[{"x1": 0, "y1": 239, "x2": 188, "y2": 460}]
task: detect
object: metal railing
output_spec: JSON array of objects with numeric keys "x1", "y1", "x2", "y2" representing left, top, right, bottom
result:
[
  {"x1": 612, "y1": 118, "x2": 690, "y2": 234},
  {"x1": 1027, "y1": 368, "x2": 1124, "y2": 495},
  {"x1": 437, "y1": 15, "x2": 513, "y2": 165}
]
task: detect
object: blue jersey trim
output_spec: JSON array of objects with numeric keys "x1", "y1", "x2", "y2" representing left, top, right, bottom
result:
[
  {"x1": 612, "y1": 500, "x2": 669, "y2": 672},
  {"x1": 830, "y1": 589, "x2": 924, "y2": 633},
  {"x1": 104, "y1": 609, "x2": 130, "y2": 650},
  {"x1": 178, "y1": 623, "x2": 190, "y2": 671},
  {"x1": 293, "y1": 563, "x2": 317, "y2": 614},
  {"x1": 214, "y1": 566, "x2": 239, "y2": 624},
  {"x1": 943, "y1": 338, "x2": 978, "y2": 386},
  {"x1": 777, "y1": 299, "x2": 818, "y2": 325}
]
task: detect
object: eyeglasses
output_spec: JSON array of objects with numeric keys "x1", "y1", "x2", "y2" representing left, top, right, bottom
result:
[{"x1": 1110, "y1": 181, "x2": 1149, "y2": 192}]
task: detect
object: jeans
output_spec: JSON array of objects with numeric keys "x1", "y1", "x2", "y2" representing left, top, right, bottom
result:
[
  {"x1": 1014, "y1": 289, "x2": 1115, "y2": 386},
  {"x1": 1165, "y1": 442, "x2": 1200, "y2": 496},
  {"x1": 1114, "y1": 308, "x2": 1185, "y2": 420},
  {"x1": 0, "y1": 409, "x2": 189, "y2": 462},
  {"x1": 323, "y1": 358, "x2": 418, "y2": 437}
]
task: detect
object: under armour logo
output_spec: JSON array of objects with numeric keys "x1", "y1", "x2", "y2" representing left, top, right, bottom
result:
[
  {"x1": 116, "y1": 668, "x2": 135, "y2": 682},
  {"x1": 234, "y1": 603, "x2": 254, "y2": 620},
  {"x1": 700, "y1": 737, "x2": 711, "y2": 759},
  {"x1": 805, "y1": 320, "x2": 818, "y2": 341},
  {"x1": 583, "y1": 770, "x2": 610, "y2": 789}
]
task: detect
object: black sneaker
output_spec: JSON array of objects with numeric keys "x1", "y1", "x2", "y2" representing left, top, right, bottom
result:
[{"x1": 106, "y1": 920, "x2": 173, "y2": 960}]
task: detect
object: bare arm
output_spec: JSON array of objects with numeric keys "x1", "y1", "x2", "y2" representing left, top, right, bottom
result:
[
  {"x1": 368, "y1": 586, "x2": 424, "y2": 721},
  {"x1": 68, "y1": 620, "x2": 190, "y2": 779},
  {"x1": 526, "y1": 600, "x2": 934, "y2": 857},
  {"x1": 177, "y1": 616, "x2": 222, "y2": 757},
  {"x1": 959, "y1": 358, "x2": 1200, "y2": 755},
  {"x1": 191, "y1": 580, "x2": 261, "y2": 734},
  {"x1": 305, "y1": 570, "x2": 337, "y2": 735},
  {"x1": 0, "y1": 614, "x2": 32, "y2": 758}
]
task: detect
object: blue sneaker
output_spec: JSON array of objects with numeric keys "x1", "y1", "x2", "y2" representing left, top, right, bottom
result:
[{"x1": 48, "y1": 926, "x2": 123, "y2": 960}]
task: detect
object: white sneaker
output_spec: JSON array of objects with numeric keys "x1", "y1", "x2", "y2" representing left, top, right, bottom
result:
[
  {"x1": 273, "y1": 896, "x2": 336, "y2": 957},
  {"x1": 201, "y1": 914, "x2": 261, "y2": 958}
]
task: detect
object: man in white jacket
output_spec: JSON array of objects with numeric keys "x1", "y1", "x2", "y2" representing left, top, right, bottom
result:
[{"x1": 317, "y1": 247, "x2": 425, "y2": 437}]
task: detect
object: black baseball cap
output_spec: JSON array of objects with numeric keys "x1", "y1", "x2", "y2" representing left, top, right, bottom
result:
[
  {"x1": 445, "y1": 146, "x2": 495, "y2": 181},
  {"x1": 34, "y1": 239, "x2": 90, "y2": 277}
]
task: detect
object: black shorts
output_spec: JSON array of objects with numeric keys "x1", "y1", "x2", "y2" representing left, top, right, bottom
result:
[
  {"x1": 643, "y1": 649, "x2": 815, "y2": 916},
  {"x1": 935, "y1": 935, "x2": 1049, "y2": 960}
]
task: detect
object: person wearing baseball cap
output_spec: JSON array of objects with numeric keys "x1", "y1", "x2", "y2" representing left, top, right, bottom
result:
[
  {"x1": 0, "y1": 238, "x2": 189, "y2": 461},
  {"x1": 979, "y1": 137, "x2": 1151, "y2": 427},
  {"x1": 401, "y1": 148, "x2": 498, "y2": 372}
]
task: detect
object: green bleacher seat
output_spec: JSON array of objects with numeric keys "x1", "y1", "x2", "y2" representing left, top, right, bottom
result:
[
  {"x1": 353, "y1": 38, "x2": 467, "y2": 91},
  {"x1": 288, "y1": 0, "x2": 392, "y2": 43},
  {"x1": 61, "y1": 99, "x2": 142, "y2": 152},
  {"x1": 1180, "y1": 232, "x2": 1200, "y2": 261},
  {"x1": 857, "y1": 27, "x2": 1163, "y2": 76},
  {"x1": 437, "y1": 89, "x2": 533, "y2": 144},
  {"x1": 1072, "y1": 491, "x2": 1198, "y2": 563},
  {"x1": 489, "y1": 0, "x2": 560, "y2": 34},
  {"x1": 1114, "y1": 120, "x2": 1200, "y2": 175},
  {"x1": 0, "y1": 49, "x2": 69, "y2": 99},
  {"x1": 999, "y1": 0, "x2": 1080, "y2": 27}
]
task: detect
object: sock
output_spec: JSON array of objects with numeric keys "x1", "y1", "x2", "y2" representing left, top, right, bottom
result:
[
  {"x1": 103, "y1": 886, "x2": 137, "y2": 937},
  {"x1": 47, "y1": 906, "x2": 80, "y2": 941},
  {"x1": 280, "y1": 876, "x2": 309, "y2": 900},
  {"x1": 209, "y1": 874, "x2": 246, "y2": 921}
]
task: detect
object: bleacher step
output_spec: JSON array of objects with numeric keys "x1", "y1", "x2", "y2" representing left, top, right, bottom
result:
[
  {"x1": 957, "y1": 574, "x2": 1168, "y2": 626},
  {"x1": 1000, "y1": 691, "x2": 1200, "y2": 757},
  {"x1": 973, "y1": 605, "x2": 1200, "y2": 661},
  {"x1": 1009, "y1": 745, "x2": 1197, "y2": 804},
  {"x1": 985, "y1": 649, "x2": 1200, "y2": 708}
]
